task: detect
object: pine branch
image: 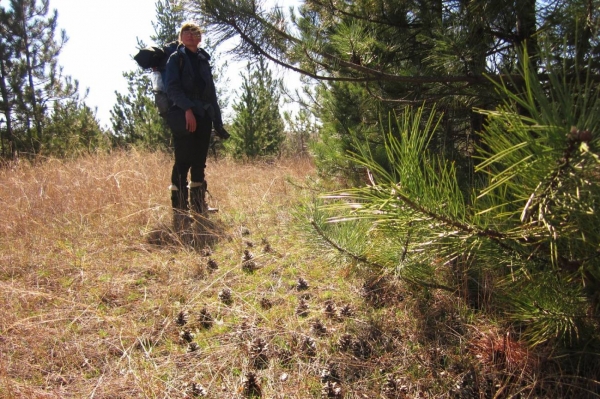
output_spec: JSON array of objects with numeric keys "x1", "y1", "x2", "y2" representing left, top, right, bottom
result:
[
  {"x1": 521, "y1": 127, "x2": 594, "y2": 223},
  {"x1": 389, "y1": 188, "x2": 510, "y2": 244},
  {"x1": 201, "y1": 1, "x2": 581, "y2": 86},
  {"x1": 309, "y1": 219, "x2": 454, "y2": 292}
]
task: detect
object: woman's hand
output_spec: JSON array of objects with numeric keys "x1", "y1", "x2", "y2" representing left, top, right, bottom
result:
[{"x1": 185, "y1": 109, "x2": 196, "y2": 132}]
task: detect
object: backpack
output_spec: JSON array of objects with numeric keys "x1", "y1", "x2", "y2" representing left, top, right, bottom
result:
[{"x1": 133, "y1": 41, "x2": 181, "y2": 117}]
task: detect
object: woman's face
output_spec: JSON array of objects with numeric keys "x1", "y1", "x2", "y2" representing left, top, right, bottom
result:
[{"x1": 181, "y1": 30, "x2": 201, "y2": 48}]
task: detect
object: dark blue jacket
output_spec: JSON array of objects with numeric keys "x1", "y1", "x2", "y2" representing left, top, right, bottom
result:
[{"x1": 165, "y1": 44, "x2": 223, "y2": 128}]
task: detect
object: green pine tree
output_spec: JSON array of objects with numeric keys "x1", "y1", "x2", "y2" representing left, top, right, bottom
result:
[
  {"x1": 44, "y1": 97, "x2": 109, "y2": 157},
  {"x1": 308, "y1": 52, "x2": 600, "y2": 349},
  {"x1": 0, "y1": 0, "x2": 87, "y2": 157},
  {"x1": 228, "y1": 58, "x2": 285, "y2": 158}
]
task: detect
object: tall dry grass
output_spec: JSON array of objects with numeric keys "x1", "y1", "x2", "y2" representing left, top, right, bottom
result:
[{"x1": 0, "y1": 150, "x2": 323, "y2": 398}]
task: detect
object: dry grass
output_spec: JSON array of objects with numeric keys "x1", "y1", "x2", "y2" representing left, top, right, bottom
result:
[
  {"x1": 0, "y1": 150, "x2": 319, "y2": 398},
  {"x1": 0, "y1": 150, "x2": 598, "y2": 398}
]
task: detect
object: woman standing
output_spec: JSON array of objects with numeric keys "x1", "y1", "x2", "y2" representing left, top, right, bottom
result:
[{"x1": 165, "y1": 22, "x2": 228, "y2": 230}]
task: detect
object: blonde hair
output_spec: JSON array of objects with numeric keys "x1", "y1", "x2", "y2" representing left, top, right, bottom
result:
[{"x1": 178, "y1": 22, "x2": 202, "y2": 42}]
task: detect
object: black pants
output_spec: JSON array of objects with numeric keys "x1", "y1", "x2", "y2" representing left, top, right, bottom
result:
[{"x1": 170, "y1": 113, "x2": 212, "y2": 190}]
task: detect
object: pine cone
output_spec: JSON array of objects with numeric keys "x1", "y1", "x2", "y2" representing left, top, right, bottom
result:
[
  {"x1": 175, "y1": 310, "x2": 189, "y2": 326},
  {"x1": 311, "y1": 319, "x2": 328, "y2": 336},
  {"x1": 382, "y1": 375, "x2": 408, "y2": 399},
  {"x1": 243, "y1": 249, "x2": 254, "y2": 261},
  {"x1": 352, "y1": 338, "x2": 372, "y2": 359},
  {"x1": 207, "y1": 258, "x2": 219, "y2": 270},
  {"x1": 242, "y1": 372, "x2": 262, "y2": 397},
  {"x1": 261, "y1": 238, "x2": 273, "y2": 253},
  {"x1": 242, "y1": 250, "x2": 258, "y2": 272},
  {"x1": 338, "y1": 304, "x2": 354, "y2": 318},
  {"x1": 249, "y1": 337, "x2": 269, "y2": 369},
  {"x1": 189, "y1": 382, "x2": 208, "y2": 397},
  {"x1": 236, "y1": 319, "x2": 255, "y2": 341},
  {"x1": 296, "y1": 277, "x2": 309, "y2": 291},
  {"x1": 187, "y1": 342, "x2": 200, "y2": 352},
  {"x1": 259, "y1": 296, "x2": 273, "y2": 310},
  {"x1": 337, "y1": 333, "x2": 353, "y2": 351},
  {"x1": 321, "y1": 381, "x2": 343, "y2": 398},
  {"x1": 179, "y1": 329, "x2": 195, "y2": 343},
  {"x1": 242, "y1": 260, "x2": 258, "y2": 272},
  {"x1": 296, "y1": 298, "x2": 309, "y2": 317},
  {"x1": 302, "y1": 336, "x2": 317, "y2": 357},
  {"x1": 218, "y1": 288, "x2": 233, "y2": 305},
  {"x1": 320, "y1": 362, "x2": 340, "y2": 383},
  {"x1": 198, "y1": 307, "x2": 213, "y2": 329},
  {"x1": 323, "y1": 300, "x2": 337, "y2": 318}
]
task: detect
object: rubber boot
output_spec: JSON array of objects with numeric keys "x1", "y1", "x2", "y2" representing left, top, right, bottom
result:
[
  {"x1": 170, "y1": 184, "x2": 190, "y2": 232},
  {"x1": 189, "y1": 180, "x2": 218, "y2": 219}
]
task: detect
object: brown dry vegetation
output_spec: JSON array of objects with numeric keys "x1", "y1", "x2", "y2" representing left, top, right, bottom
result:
[{"x1": 0, "y1": 151, "x2": 595, "y2": 398}]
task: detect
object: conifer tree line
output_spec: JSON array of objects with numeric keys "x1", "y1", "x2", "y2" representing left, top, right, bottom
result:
[{"x1": 0, "y1": 0, "x2": 107, "y2": 159}]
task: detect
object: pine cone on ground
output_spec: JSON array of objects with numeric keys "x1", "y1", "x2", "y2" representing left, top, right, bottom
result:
[
  {"x1": 352, "y1": 338, "x2": 372, "y2": 359},
  {"x1": 302, "y1": 336, "x2": 317, "y2": 357},
  {"x1": 242, "y1": 249, "x2": 258, "y2": 272},
  {"x1": 248, "y1": 337, "x2": 269, "y2": 369},
  {"x1": 242, "y1": 372, "x2": 262, "y2": 397},
  {"x1": 296, "y1": 298, "x2": 309, "y2": 317},
  {"x1": 218, "y1": 288, "x2": 233, "y2": 305},
  {"x1": 311, "y1": 318, "x2": 328, "y2": 336},
  {"x1": 187, "y1": 342, "x2": 200, "y2": 352},
  {"x1": 259, "y1": 296, "x2": 273, "y2": 310},
  {"x1": 189, "y1": 382, "x2": 208, "y2": 397},
  {"x1": 323, "y1": 300, "x2": 337, "y2": 319},
  {"x1": 261, "y1": 238, "x2": 273, "y2": 253},
  {"x1": 320, "y1": 362, "x2": 340, "y2": 383},
  {"x1": 207, "y1": 258, "x2": 219, "y2": 270},
  {"x1": 179, "y1": 329, "x2": 195, "y2": 343},
  {"x1": 296, "y1": 277, "x2": 309, "y2": 291},
  {"x1": 338, "y1": 304, "x2": 354, "y2": 318},
  {"x1": 321, "y1": 381, "x2": 343, "y2": 398},
  {"x1": 381, "y1": 375, "x2": 409, "y2": 399},
  {"x1": 236, "y1": 319, "x2": 255, "y2": 341},
  {"x1": 175, "y1": 310, "x2": 189, "y2": 326},
  {"x1": 337, "y1": 333, "x2": 353, "y2": 351},
  {"x1": 198, "y1": 307, "x2": 213, "y2": 329}
]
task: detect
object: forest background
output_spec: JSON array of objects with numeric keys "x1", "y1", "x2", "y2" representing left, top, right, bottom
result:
[{"x1": 1, "y1": 0, "x2": 600, "y2": 397}]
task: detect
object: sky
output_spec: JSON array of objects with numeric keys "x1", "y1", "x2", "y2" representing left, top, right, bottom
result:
[{"x1": 49, "y1": 0, "x2": 160, "y2": 128}]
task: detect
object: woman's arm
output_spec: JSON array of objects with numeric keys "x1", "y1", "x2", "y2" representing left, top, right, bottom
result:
[{"x1": 165, "y1": 52, "x2": 194, "y2": 112}]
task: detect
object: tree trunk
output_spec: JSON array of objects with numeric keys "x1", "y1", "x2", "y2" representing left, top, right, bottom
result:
[
  {"x1": 516, "y1": 0, "x2": 538, "y2": 65},
  {"x1": 20, "y1": 0, "x2": 43, "y2": 154},
  {"x1": 0, "y1": 57, "x2": 15, "y2": 159}
]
